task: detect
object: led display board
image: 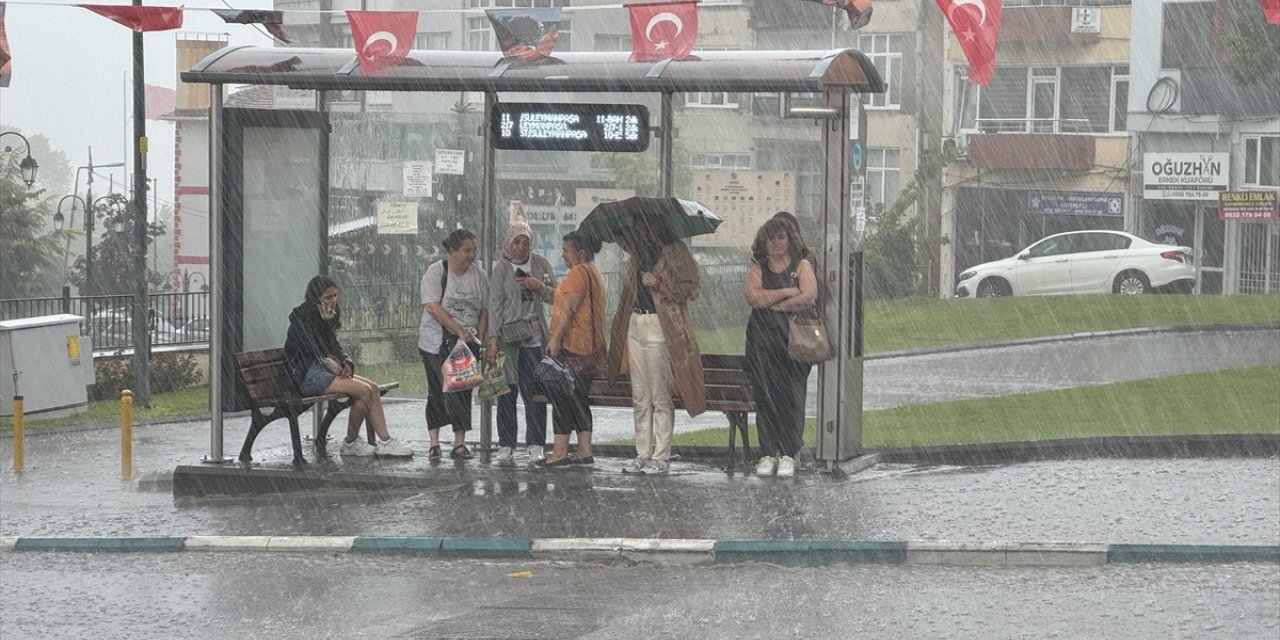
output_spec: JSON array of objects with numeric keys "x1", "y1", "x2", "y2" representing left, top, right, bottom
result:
[{"x1": 491, "y1": 102, "x2": 650, "y2": 152}]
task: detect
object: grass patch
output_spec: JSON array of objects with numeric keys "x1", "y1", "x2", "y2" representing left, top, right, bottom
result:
[
  {"x1": 668, "y1": 364, "x2": 1280, "y2": 448},
  {"x1": 1, "y1": 386, "x2": 211, "y2": 432},
  {"x1": 694, "y1": 293, "x2": 1280, "y2": 356}
]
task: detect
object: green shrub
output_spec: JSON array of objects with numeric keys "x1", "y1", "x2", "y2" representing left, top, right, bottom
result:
[{"x1": 88, "y1": 352, "x2": 203, "y2": 401}]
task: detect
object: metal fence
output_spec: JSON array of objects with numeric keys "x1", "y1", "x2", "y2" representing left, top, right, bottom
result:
[
  {"x1": 1, "y1": 263, "x2": 753, "y2": 348},
  {"x1": 0, "y1": 289, "x2": 210, "y2": 350}
]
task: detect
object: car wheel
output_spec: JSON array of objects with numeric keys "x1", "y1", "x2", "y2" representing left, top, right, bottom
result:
[
  {"x1": 976, "y1": 277, "x2": 1011, "y2": 298},
  {"x1": 1114, "y1": 270, "x2": 1150, "y2": 295}
]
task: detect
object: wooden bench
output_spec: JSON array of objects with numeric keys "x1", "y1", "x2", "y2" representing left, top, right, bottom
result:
[
  {"x1": 235, "y1": 348, "x2": 398, "y2": 465},
  {"x1": 538, "y1": 354, "x2": 755, "y2": 469}
]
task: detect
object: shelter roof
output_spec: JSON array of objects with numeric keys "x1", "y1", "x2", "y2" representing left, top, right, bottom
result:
[{"x1": 181, "y1": 47, "x2": 884, "y2": 94}]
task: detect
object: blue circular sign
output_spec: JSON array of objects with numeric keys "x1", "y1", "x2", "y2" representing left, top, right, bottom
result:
[{"x1": 851, "y1": 143, "x2": 863, "y2": 172}]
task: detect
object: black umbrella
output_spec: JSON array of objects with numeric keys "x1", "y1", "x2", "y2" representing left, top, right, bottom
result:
[{"x1": 577, "y1": 197, "x2": 722, "y2": 244}]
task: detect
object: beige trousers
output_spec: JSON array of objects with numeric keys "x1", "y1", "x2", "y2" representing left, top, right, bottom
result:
[{"x1": 627, "y1": 313, "x2": 674, "y2": 462}]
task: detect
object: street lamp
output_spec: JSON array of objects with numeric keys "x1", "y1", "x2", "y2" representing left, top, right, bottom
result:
[
  {"x1": 53, "y1": 194, "x2": 125, "y2": 295},
  {"x1": 182, "y1": 270, "x2": 208, "y2": 293},
  {"x1": 0, "y1": 130, "x2": 40, "y2": 187}
]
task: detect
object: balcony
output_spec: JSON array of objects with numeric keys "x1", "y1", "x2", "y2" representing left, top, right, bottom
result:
[{"x1": 966, "y1": 119, "x2": 1098, "y2": 170}]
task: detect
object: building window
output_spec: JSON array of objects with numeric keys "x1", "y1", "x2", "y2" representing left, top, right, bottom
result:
[
  {"x1": 685, "y1": 92, "x2": 740, "y2": 108},
  {"x1": 594, "y1": 33, "x2": 632, "y2": 52},
  {"x1": 857, "y1": 34, "x2": 903, "y2": 109},
  {"x1": 467, "y1": 17, "x2": 491, "y2": 51},
  {"x1": 691, "y1": 152, "x2": 752, "y2": 170},
  {"x1": 416, "y1": 32, "x2": 450, "y2": 50},
  {"x1": 970, "y1": 65, "x2": 1128, "y2": 134},
  {"x1": 555, "y1": 20, "x2": 572, "y2": 52},
  {"x1": 865, "y1": 148, "x2": 901, "y2": 212},
  {"x1": 1244, "y1": 136, "x2": 1280, "y2": 187}
]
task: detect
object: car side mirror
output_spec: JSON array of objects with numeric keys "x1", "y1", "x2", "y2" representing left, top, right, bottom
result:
[{"x1": 1018, "y1": 252, "x2": 1030, "y2": 261}]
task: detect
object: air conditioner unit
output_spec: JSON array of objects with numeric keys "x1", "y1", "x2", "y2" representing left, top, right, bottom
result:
[{"x1": 942, "y1": 134, "x2": 969, "y2": 160}]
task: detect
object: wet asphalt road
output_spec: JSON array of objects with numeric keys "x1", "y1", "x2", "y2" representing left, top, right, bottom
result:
[{"x1": 2, "y1": 553, "x2": 1277, "y2": 640}]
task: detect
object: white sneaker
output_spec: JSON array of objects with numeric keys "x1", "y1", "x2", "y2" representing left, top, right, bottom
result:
[
  {"x1": 755, "y1": 456, "x2": 778, "y2": 477},
  {"x1": 776, "y1": 455, "x2": 796, "y2": 478},
  {"x1": 642, "y1": 460, "x2": 670, "y2": 475},
  {"x1": 526, "y1": 445, "x2": 545, "y2": 463},
  {"x1": 621, "y1": 458, "x2": 646, "y2": 474},
  {"x1": 340, "y1": 438, "x2": 377, "y2": 457},
  {"x1": 375, "y1": 438, "x2": 413, "y2": 458}
]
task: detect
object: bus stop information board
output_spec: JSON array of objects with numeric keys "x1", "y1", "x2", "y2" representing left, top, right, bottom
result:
[{"x1": 491, "y1": 103, "x2": 649, "y2": 152}]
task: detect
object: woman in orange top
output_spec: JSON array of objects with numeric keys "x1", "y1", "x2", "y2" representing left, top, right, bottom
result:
[{"x1": 543, "y1": 230, "x2": 607, "y2": 467}]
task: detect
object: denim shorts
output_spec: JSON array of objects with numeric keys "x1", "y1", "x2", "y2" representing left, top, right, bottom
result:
[{"x1": 301, "y1": 362, "x2": 336, "y2": 396}]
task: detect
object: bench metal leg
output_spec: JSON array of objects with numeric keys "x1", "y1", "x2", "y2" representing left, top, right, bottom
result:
[
  {"x1": 239, "y1": 405, "x2": 307, "y2": 466},
  {"x1": 284, "y1": 409, "x2": 307, "y2": 466}
]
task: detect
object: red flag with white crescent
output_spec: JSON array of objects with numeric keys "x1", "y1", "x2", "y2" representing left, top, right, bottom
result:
[
  {"x1": 346, "y1": 10, "x2": 417, "y2": 76},
  {"x1": 626, "y1": 1, "x2": 699, "y2": 62},
  {"x1": 0, "y1": 3, "x2": 12, "y2": 88},
  {"x1": 937, "y1": 0, "x2": 1001, "y2": 85},
  {"x1": 1262, "y1": 0, "x2": 1280, "y2": 25},
  {"x1": 78, "y1": 4, "x2": 183, "y2": 31}
]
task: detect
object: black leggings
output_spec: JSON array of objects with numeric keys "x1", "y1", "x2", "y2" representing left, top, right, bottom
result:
[
  {"x1": 551, "y1": 370, "x2": 594, "y2": 435},
  {"x1": 420, "y1": 346, "x2": 477, "y2": 433}
]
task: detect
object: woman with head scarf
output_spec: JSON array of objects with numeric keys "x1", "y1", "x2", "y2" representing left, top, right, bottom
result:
[
  {"x1": 604, "y1": 216, "x2": 706, "y2": 475},
  {"x1": 419, "y1": 228, "x2": 489, "y2": 462},
  {"x1": 486, "y1": 201, "x2": 558, "y2": 464},
  {"x1": 283, "y1": 275, "x2": 413, "y2": 457}
]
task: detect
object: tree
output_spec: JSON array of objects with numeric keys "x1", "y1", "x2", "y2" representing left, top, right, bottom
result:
[
  {"x1": 67, "y1": 193, "x2": 167, "y2": 295},
  {"x1": 863, "y1": 146, "x2": 961, "y2": 299},
  {"x1": 0, "y1": 154, "x2": 65, "y2": 299},
  {"x1": 591, "y1": 143, "x2": 692, "y2": 198},
  {"x1": 1220, "y1": 0, "x2": 1280, "y2": 90}
]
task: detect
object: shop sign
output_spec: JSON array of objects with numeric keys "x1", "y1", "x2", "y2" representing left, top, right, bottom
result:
[
  {"x1": 1143, "y1": 152, "x2": 1229, "y2": 201},
  {"x1": 1218, "y1": 190, "x2": 1278, "y2": 220},
  {"x1": 1028, "y1": 191, "x2": 1123, "y2": 217}
]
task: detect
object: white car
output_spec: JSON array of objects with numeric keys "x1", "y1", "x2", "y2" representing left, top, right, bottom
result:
[{"x1": 955, "y1": 230, "x2": 1196, "y2": 298}]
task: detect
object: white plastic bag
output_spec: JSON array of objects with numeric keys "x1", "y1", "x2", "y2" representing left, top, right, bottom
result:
[{"x1": 442, "y1": 339, "x2": 484, "y2": 393}]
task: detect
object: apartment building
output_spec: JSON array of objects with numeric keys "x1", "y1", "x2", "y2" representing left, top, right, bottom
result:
[{"x1": 939, "y1": 1, "x2": 1134, "y2": 294}]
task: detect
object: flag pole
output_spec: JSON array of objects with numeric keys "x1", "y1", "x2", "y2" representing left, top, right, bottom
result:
[{"x1": 131, "y1": 0, "x2": 151, "y2": 407}]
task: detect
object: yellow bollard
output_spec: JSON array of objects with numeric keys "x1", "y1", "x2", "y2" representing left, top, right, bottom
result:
[
  {"x1": 120, "y1": 390, "x2": 133, "y2": 481},
  {"x1": 12, "y1": 395, "x2": 24, "y2": 473}
]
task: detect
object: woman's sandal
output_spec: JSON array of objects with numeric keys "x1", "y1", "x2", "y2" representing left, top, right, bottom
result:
[
  {"x1": 450, "y1": 443, "x2": 474, "y2": 460},
  {"x1": 539, "y1": 455, "x2": 576, "y2": 468},
  {"x1": 428, "y1": 445, "x2": 442, "y2": 462}
]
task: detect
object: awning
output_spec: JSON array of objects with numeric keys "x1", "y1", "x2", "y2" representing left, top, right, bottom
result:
[{"x1": 181, "y1": 47, "x2": 884, "y2": 94}]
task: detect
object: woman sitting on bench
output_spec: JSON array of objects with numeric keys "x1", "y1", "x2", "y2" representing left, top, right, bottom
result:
[{"x1": 283, "y1": 275, "x2": 413, "y2": 458}]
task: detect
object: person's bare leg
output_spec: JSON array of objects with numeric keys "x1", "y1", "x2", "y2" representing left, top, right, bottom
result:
[
  {"x1": 352, "y1": 375, "x2": 390, "y2": 440},
  {"x1": 326, "y1": 377, "x2": 375, "y2": 442},
  {"x1": 576, "y1": 431, "x2": 592, "y2": 459},
  {"x1": 545, "y1": 433, "x2": 571, "y2": 463}
]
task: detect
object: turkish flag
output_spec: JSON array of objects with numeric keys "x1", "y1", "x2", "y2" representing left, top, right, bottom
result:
[
  {"x1": 211, "y1": 9, "x2": 293, "y2": 44},
  {"x1": 79, "y1": 4, "x2": 183, "y2": 31},
  {"x1": 347, "y1": 10, "x2": 417, "y2": 76},
  {"x1": 626, "y1": 1, "x2": 699, "y2": 62},
  {"x1": 144, "y1": 84, "x2": 176, "y2": 119},
  {"x1": 0, "y1": 3, "x2": 12, "y2": 88},
  {"x1": 937, "y1": 0, "x2": 1001, "y2": 85},
  {"x1": 486, "y1": 7, "x2": 561, "y2": 65},
  {"x1": 800, "y1": 0, "x2": 873, "y2": 31},
  {"x1": 1262, "y1": 0, "x2": 1280, "y2": 25}
]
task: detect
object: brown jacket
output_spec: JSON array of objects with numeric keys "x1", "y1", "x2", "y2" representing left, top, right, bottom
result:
[{"x1": 605, "y1": 241, "x2": 707, "y2": 417}]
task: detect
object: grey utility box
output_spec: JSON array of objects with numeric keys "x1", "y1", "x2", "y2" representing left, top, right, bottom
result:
[{"x1": 0, "y1": 314, "x2": 95, "y2": 418}]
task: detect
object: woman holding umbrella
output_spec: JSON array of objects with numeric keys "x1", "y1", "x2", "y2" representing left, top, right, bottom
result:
[{"x1": 598, "y1": 209, "x2": 707, "y2": 476}]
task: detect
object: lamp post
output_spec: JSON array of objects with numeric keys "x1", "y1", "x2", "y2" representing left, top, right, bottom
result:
[
  {"x1": 0, "y1": 131, "x2": 40, "y2": 187},
  {"x1": 54, "y1": 194, "x2": 126, "y2": 295},
  {"x1": 182, "y1": 269, "x2": 207, "y2": 293}
]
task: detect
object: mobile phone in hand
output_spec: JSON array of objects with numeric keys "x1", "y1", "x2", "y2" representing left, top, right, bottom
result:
[{"x1": 514, "y1": 268, "x2": 530, "y2": 279}]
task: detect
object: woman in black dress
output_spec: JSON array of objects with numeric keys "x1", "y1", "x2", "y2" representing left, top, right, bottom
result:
[{"x1": 743, "y1": 217, "x2": 818, "y2": 478}]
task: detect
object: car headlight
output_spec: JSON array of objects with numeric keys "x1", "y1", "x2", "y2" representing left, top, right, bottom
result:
[{"x1": 958, "y1": 270, "x2": 976, "y2": 282}]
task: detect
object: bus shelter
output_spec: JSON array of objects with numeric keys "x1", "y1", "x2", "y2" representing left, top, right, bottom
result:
[{"x1": 181, "y1": 47, "x2": 883, "y2": 469}]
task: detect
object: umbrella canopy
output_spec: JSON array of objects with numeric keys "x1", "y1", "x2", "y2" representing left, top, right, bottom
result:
[{"x1": 578, "y1": 197, "x2": 722, "y2": 243}]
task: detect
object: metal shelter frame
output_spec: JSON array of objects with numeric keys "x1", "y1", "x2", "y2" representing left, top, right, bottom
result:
[{"x1": 182, "y1": 47, "x2": 884, "y2": 468}]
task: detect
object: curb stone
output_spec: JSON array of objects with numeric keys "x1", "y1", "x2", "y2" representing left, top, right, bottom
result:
[{"x1": 2, "y1": 537, "x2": 1276, "y2": 566}]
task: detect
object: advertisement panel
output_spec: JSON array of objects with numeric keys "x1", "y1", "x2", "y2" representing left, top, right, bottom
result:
[
  {"x1": 1218, "y1": 190, "x2": 1278, "y2": 220},
  {"x1": 1142, "y1": 153, "x2": 1229, "y2": 201}
]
